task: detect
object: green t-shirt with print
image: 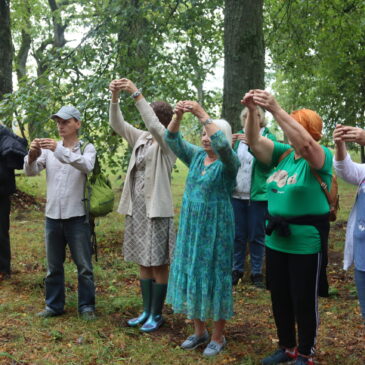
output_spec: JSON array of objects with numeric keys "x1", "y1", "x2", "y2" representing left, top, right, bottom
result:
[{"x1": 265, "y1": 142, "x2": 333, "y2": 254}]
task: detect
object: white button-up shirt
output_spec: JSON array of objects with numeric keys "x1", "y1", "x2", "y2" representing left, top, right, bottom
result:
[{"x1": 24, "y1": 141, "x2": 96, "y2": 219}]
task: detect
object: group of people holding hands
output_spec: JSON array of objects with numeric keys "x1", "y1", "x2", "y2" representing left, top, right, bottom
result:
[{"x1": 0, "y1": 77, "x2": 362, "y2": 364}]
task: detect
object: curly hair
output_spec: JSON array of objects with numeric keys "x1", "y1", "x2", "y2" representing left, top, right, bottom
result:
[{"x1": 150, "y1": 101, "x2": 173, "y2": 128}]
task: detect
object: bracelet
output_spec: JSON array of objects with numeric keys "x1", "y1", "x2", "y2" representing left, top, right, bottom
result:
[{"x1": 131, "y1": 89, "x2": 142, "y2": 99}]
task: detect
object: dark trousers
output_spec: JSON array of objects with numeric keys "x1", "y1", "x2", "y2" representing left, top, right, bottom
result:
[
  {"x1": 0, "y1": 194, "x2": 11, "y2": 274},
  {"x1": 232, "y1": 198, "x2": 267, "y2": 275},
  {"x1": 266, "y1": 247, "x2": 321, "y2": 355},
  {"x1": 45, "y1": 216, "x2": 95, "y2": 314}
]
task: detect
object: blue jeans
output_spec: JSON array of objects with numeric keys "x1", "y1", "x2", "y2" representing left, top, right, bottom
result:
[
  {"x1": 232, "y1": 198, "x2": 267, "y2": 275},
  {"x1": 45, "y1": 216, "x2": 95, "y2": 314},
  {"x1": 355, "y1": 268, "x2": 365, "y2": 323}
]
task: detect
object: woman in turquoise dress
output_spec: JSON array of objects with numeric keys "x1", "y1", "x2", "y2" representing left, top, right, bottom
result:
[{"x1": 164, "y1": 101, "x2": 240, "y2": 357}]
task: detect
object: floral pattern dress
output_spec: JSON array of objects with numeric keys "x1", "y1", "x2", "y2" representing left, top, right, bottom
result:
[{"x1": 164, "y1": 129, "x2": 240, "y2": 321}]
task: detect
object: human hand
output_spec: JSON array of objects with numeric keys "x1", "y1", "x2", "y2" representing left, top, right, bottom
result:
[
  {"x1": 38, "y1": 138, "x2": 57, "y2": 151},
  {"x1": 117, "y1": 78, "x2": 139, "y2": 95},
  {"x1": 250, "y1": 90, "x2": 281, "y2": 114},
  {"x1": 338, "y1": 125, "x2": 365, "y2": 146},
  {"x1": 28, "y1": 139, "x2": 42, "y2": 162},
  {"x1": 173, "y1": 101, "x2": 185, "y2": 121},
  {"x1": 333, "y1": 124, "x2": 346, "y2": 145},
  {"x1": 236, "y1": 134, "x2": 248, "y2": 144},
  {"x1": 182, "y1": 101, "x2": 209, "y2": 122},
  {"x1": 240, "y1": 90, "x2": 256, "y2": 110},
  {"x1": 109, "y1": 79, "x2": 122, "y2": 94}
]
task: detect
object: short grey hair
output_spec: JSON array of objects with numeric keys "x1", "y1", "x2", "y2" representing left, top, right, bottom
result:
[{"x1": 240, "y1": 106, "x2": 266, "y2": 128}]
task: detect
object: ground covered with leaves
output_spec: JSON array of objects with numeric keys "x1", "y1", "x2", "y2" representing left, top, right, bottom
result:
[{"x1": 0, "y1": 173, "x2": 364, "y2": 364}]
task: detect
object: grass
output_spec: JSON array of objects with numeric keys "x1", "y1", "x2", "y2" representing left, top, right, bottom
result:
[{"x1": 1, "y1": 159, "x2": 364, "y2": 364}]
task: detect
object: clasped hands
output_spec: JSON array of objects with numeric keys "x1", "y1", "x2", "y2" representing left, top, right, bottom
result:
[
  {"x1": 173, "y1": 101, "x2": 209, "y2": 123},
  {"x1": 28, "y1": 138, "x2": 57, "y2": 162},
  {"x1": 109, "y1": 78, "x2": 138, "y2": 95},
  {"x1": 240, "y1": 89, "x2": 281, "y2": 114}
]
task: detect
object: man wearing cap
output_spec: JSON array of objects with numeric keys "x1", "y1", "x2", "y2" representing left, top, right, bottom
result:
[{"x1": 24, "y1": 105, "x2": 97, "y2": 320}]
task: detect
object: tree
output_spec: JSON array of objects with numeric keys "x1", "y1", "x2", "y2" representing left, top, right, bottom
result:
[
  {"x1": 0, "y1": 0, "x2": 224, "y2": 169},
  {"x1": 265, "y1": 0, "x2": 365, "y2": 137},
  {"x1": 0, "y1": 0, "x2": 13, "y2": 127},
  {"x1": 222, "y1": 0, "x2": 265, "y2": 132}
]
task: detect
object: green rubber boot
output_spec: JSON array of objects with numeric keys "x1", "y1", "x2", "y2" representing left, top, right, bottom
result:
[
  {"x1": 127, "y1": 279, "x2": 153, "y2": 327},
  {"x1": 140, "y1": 282, "x2": 167, "y2": 332}
]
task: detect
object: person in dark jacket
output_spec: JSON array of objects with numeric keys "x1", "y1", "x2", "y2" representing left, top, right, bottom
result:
[{"x1": 0, "y1": 124, "x2": 27, "y2": 280}]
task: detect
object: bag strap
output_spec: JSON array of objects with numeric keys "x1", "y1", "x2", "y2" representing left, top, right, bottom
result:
[
  {"x1": 278, "y1": 147, "x2": 333, "y2": 206},
  {"x1": 311, "y1": 169, "x2": 333, "y2": 206},
  {"x1": 278, "y1": 148, "x2": 293, "y2": 164}
]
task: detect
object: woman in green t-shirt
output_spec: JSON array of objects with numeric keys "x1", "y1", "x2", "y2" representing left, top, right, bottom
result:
[{"x1": 242, "y1": 90, "x2": 333, "y2": 365}]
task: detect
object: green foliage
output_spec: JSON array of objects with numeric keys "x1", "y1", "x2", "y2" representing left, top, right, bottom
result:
[
  {"x1": 2, "y1": 0, "x2": 224, "y2": 175},
  {"x1": 265, "y1": 0, "x2": 365, "y2": 133}
]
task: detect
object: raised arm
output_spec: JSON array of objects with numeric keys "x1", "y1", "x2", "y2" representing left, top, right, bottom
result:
[
  {"x1": 251, "y1": 90, "x2": 325, "y2": 170},
  {"x1": 109, "y1": 79, "x2": 143, "y2": 147},
  {"x1": 165, "y1": 101, "x2": 200, "y2": 166},
  {"x1": 333, "y1": 124, "x2": 365, "y2": 184},
  {"x1": 181, "y1": 100, "x2": 239, "y2": 176},
  {"x1": 241, "y1": 92, "x2": 274, "y2": 166},
  {"x1": 116, "y1": 78, "x2": 173, "y2": 153}
]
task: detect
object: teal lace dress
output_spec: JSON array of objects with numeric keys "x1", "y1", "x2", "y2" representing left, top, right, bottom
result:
[{"x1": 164, "y1": 129, "x2": 240, "y2": 321}]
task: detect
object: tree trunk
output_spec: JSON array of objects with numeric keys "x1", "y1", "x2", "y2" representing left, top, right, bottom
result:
[
  {"x1": 222, "y1": 0, "x2": 265, "y2": 132},
  {"x1": 0, "y1": 0, "x2": 13, "y2": 116}
]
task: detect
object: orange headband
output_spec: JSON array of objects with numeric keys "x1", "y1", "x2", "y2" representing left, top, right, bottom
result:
[{"x1": 290, "y1": 109, "x2": 322, "y2": 141}]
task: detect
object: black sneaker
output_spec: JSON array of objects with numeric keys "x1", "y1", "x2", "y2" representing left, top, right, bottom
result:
[
  {"x1": 251, "y1": 273, "x2": 264, "y2": 288},
  {"x1": 261, "y1": 348, "x2": 298, "y2": 364},
  {"x1": 232, "y1": 270, "x2": 243, "y2": 286}
]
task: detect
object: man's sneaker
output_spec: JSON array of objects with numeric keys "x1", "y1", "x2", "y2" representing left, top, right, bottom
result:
[
  {"x1": 261, "y1": 348, "x2": 298, "y2": 364},
  {"x1": 181, "y1": 330, "x2": 209, "y2": 350},
  {"x1": 294, "y1": 355, "x2": 314, "y2": 365},
  {"x1": 80, "y1": 311, "x2": 96, "y2": 321},
  {"x1": 36, "y1": 308, "x2": 60, "y2": 318},
  {"x1": 203, "y1": 337, "x2": 226, "y2": 357},
  {"x1": 251, "y1": 273, "x2": 265, "y2": 288},
  {"x1": 232, "y1": 270, "x2": 243, "y2": 286}
]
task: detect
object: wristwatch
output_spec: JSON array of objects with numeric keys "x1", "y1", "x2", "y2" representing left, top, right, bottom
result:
[
  {"x1": 131, "y1": 89, "x2": 142, "y2": 99},
  {"x1": 202, "y1": 118, "x2": 213, "y2": 126}
]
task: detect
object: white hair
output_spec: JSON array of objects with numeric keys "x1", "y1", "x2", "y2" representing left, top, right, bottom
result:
[{"x1": 212, "y1": 119, "x2": 232, "y2": 144}]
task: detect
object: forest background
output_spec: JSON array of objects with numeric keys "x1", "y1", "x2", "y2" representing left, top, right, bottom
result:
[{"x1": 0, "y1": 0, "x2": 365, "y2": 364}]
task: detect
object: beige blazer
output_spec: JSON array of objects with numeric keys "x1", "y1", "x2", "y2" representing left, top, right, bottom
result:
[{"x1": 109, "y1": 98, "x2": 176, "y2": 218}]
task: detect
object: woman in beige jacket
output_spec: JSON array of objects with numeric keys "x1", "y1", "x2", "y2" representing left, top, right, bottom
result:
[{"x1": 109, "y1": 78, "x2": 176, "y2": 332}]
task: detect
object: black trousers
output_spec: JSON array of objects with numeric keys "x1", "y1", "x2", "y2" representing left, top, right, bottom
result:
[
  {"x1": 0, "y1": 194, "x2": 11, "y2": 274},
  {"x1": 266, "y1": 247, "x2": 321, "y2": 356}
]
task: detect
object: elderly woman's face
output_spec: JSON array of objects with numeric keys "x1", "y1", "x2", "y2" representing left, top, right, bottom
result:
[{"x1": 201, "y1": 129, "x2": 212, "y2": 151}]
